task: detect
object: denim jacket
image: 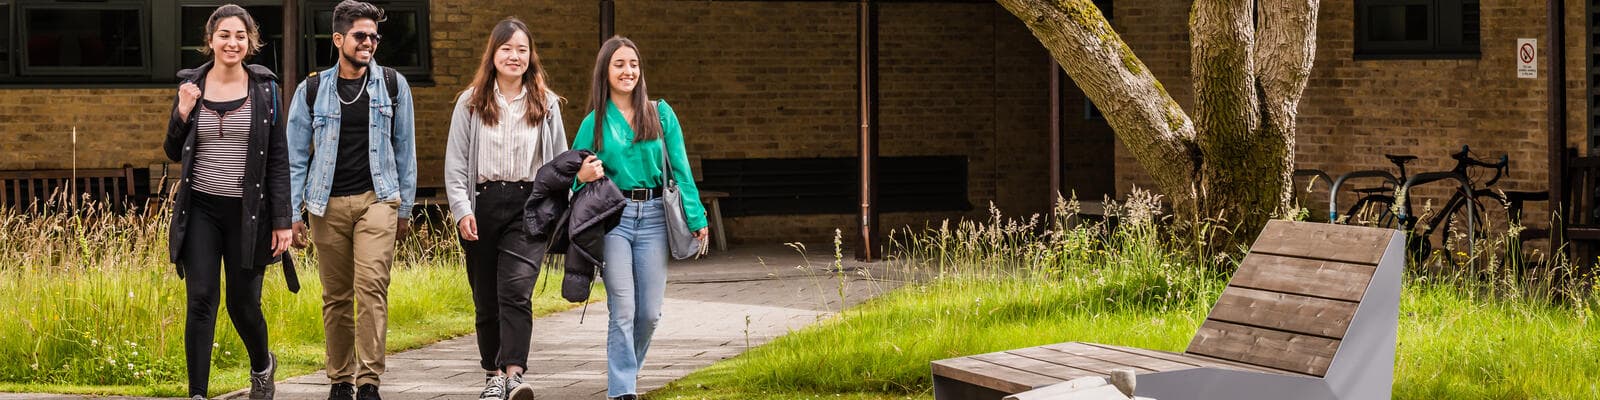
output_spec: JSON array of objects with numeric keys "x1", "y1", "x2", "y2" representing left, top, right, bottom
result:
[{"x1": 286, "y1": 61, "x2": 417, "y2": 222}]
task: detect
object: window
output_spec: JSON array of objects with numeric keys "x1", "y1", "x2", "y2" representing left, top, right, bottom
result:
[
  {"x1": 19, "y1": 1, "x2": 147, "y2": 76},
  {"x1": 700, "y1": 157, "x2": 971, "y2": 217},
  {"x1": 179, "y1": 1, "x2": 285, "y2": 73},
  {"x1": 0, "y1": 0, "x2": 430, "y2": 86},
  {"x1": 1356, "y1": 0, "x2": 1480, "y2": 58},
  {"x1": 0, "y1": 2, "x2": 10, "y2": 77},
  {"x1": 303, "y1": 0, "x2": 430, "y2": 81}
]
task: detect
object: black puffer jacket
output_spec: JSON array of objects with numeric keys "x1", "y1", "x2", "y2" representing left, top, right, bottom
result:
[{"x1": 524, "y1": 150, "x2": 626, "y2": 302}]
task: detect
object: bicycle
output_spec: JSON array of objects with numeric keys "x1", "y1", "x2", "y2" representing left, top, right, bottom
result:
[{"x1": 1397, "y1": 145, "x2": 1511, "y2": 267}]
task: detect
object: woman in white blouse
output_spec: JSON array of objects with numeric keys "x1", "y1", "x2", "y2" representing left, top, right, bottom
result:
[{"x1": 442, "y1": 16, "x2": 567, "y2": 400}]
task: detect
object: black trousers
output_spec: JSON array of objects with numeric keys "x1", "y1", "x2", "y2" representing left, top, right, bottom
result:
[
  {"x1": 183, "y1": 191, "x2": 271, "y2": 396},
  {"x1": 462, "y1": 181, "x2": 545, "y2": 372}
]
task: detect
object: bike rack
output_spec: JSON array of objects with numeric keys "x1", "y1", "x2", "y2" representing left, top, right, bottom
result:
[
  {"x1": 1328, "y1": 170, "x2": 1400, "y2": 222},
  {"x1": 1400, "y1": 171, "x2": 1476, "y2": 261}
]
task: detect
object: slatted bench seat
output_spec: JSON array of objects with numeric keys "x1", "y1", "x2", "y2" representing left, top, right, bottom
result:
[
  {"x1": 1, "y1": 166, "x2": 139, "y2": 212},
  {"x1": 932, "y1": 220, "x2": 1404, "y2": 400}
]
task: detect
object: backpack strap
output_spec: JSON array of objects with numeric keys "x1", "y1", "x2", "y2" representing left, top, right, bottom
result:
[
  {"x1": 303, "y1": 67, "x2": 398, "y2": 119},
  {"x1": 303, "y1": 70, "x2": 321, "y2": 111},
  {"x1": 383, "y1": 66, "x2": 398, "y2": 105}
]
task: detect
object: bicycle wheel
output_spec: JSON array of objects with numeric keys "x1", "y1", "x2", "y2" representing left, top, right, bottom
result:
[
  {"x1": 1436, "y1": 195, "x2": 1490, "y2": 268},
  {"x1": 1346, "y1": 195, "x2": 1400, "y2": 228}
]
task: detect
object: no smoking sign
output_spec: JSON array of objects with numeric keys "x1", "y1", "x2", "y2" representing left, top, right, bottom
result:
[{"x1": 1518, "y1": 38, "x2": 1537, "y2": 79}]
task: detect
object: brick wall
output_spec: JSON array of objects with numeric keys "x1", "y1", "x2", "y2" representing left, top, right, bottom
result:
[
  {"x1": 0, "y1": 0, "x2": 1052, "y2": 250},
  {"x1": 616, "y1": 1, "x2": 1051, "y2": 246},
  {"x1": 1108, "y1": 0, "x2": 1586, "y2": 233}
]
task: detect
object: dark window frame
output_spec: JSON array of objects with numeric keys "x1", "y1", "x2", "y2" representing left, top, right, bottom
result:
[
  {"x1": 176, "y1": 0, "x2": 286, "y2": 73},
  {"x1": 300, "y1": 0, "x2": 431, "y2": 83},
  {"x1": 0, "y1": 2, "x2": 11, "y2": 78},
  {"x1": 17, "y1": 0, "x2": 151, "y2": 77},
  {"x1": 1355, "y1": 0, "x2": 1481, "y2": 59},
  {"x1": 0, "y1": 0, "x2": 432, "y2": 86}
]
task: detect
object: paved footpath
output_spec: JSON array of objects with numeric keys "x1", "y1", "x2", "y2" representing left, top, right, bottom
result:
[
  {"x1": 253, "y1": 246, "x2": 899, "y2": 399},
  {"x1": 0, "y1": 246, "x2": 899, "y2": 400}
]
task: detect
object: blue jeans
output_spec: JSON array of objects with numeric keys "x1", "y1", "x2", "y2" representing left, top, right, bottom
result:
[{"x1": 603, "y1": 198, "x2": 669, "y2": 398}]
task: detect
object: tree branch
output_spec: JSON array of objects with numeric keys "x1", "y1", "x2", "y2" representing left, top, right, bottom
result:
[{"x1": 997, "y1": 0, "x2": 1200, "y2": 211}]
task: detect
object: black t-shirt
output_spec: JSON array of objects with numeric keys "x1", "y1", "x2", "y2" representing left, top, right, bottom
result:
[{"x1": 330, "y1": 73, "x2": 374, "y2": 197}]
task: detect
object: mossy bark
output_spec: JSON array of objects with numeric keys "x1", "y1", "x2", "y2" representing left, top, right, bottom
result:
[{"x1": 997, "y1": 0, "x2": 1319, "y2": 244}]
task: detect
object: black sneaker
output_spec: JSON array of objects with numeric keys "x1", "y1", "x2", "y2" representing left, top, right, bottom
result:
[
  {"x1": 328, "y1": 382, "x2": 355, "y2": 400},
  {"x1": 249, "y1": 353, "x2": 277, "y2": 399},
  {"x1": 357, "y1": 384, "x2": 381, "y2": 400},
  {"x1": 478, "y1": 375, "x2": 507, "y2": 400},
  {"x1": 506, "y1": 373, "x2": 534, "y2": 400}
]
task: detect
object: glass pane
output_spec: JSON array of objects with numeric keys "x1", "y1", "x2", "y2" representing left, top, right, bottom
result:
[
  {"x1": 0, "y1": 4, "x2": 10, "y2": 75},
  {"x1": 180, "y1": 5, "x2": 285, "y2": 72},
  {"x1": 1460, "y1": 1, "x2": 1479, "y2": 48},
  {"x1": 1367, "y1": 5, "x2": 1429, "y2": 42},
  {"x1": 25, "y1": 8, "x2": 144, "y2": 68},
  {"x1": 310, "y1": 7, "x2": 424, "y2": 70}
]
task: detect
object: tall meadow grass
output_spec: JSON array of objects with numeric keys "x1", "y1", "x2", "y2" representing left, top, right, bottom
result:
[{"x1": 0, "y1": 195, "x2": 581, "y2": 396}]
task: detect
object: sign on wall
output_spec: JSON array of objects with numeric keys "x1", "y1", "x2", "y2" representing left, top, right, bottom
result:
[{"x1": 1518, "y1": 38, "x2": 1538, "y2": 79}]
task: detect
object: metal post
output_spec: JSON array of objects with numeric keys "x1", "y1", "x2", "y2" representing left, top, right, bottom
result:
[
  {"x1": 1049, "y1": 59, "x2": 1061, "y2": 211},
  {"x1": 856, "y1": 0, "x2": 880, "y2": 262},
  {"x1": 283, "y1": 0, "x2": 299, "y2": 106},
  {"x1": 1549, "y1": 0, "x2": 1568, "y2": 257},
  {"x1": 600, "y1": 0, "x2": 615, "y2": 44}
]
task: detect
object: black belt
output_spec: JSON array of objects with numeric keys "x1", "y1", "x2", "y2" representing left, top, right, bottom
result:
[
  {"x1": 477, "y1": 181, "x2": 533, "y2": 191},
  {"x1": 627, "y1": 187, "x2": 662, "y2": 201}
]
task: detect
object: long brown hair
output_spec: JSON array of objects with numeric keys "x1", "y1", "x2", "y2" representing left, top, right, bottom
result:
[
  {"x1": 587, "y1": 36, "x2": 660, "y2": 151},
  {"x1": 466, "y1": 17, "x2": 553, "y2": 127}
]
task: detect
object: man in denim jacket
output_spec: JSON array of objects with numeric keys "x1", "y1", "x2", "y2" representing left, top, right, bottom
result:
[{"x1": 285, "y1": 1, "x2": 415, "y2": 399}]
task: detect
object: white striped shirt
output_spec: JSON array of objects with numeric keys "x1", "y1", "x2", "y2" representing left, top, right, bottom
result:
[
  {"x1": 192, "y1": 97, "x2": 253, "y2": 198},
  {"x1": 477, "y1": 83, "x2": 544, "y2": 183}
]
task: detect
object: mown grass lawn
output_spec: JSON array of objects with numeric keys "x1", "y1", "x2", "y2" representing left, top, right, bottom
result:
[
  {"x1": 650, "y1": 196, "x2": 1600, "y2": 400},
  {"x1": 650, "y1": 277, "x2": 1600, "y2": 399}
]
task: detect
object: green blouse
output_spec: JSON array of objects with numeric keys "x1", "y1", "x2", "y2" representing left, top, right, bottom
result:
[{"x1": 572, "y1": 99, "x2": 708, "y2": 231}]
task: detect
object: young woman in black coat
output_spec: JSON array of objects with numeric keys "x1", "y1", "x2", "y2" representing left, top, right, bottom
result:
[{"x1": 162, "y1": 5, "x2": 293, "y2": 399}]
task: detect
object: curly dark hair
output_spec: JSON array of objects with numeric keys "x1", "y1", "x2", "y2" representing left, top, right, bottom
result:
[{"x1": 332, "y1": 0, "x2": 385, "y2": 34}]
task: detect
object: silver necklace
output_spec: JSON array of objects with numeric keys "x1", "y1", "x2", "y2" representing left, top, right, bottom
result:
[{"x1": 337, "y1": 72, "x2": 369, "y2": 105}]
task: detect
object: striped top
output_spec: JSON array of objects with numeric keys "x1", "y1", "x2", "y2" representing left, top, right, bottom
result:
[
  {"x1": 192, "y1": 97, "x2": 253, "y2": 198},
  {"x1": 476, "y1": 83, "x2": 546, "y2": 183}
]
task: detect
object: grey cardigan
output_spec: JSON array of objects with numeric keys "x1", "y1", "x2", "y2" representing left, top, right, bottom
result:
[{"x1": 444, "y1": 87, "x2": 568, "y2": 223}]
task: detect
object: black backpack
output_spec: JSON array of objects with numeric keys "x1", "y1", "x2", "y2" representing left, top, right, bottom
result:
[{"x1": 303, "y1": 66, "x2": 399, "y2": 111}]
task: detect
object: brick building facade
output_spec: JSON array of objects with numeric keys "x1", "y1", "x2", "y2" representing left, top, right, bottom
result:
[{"x1": 0, "y1": 0, "x2": 1586, "y2": 249}]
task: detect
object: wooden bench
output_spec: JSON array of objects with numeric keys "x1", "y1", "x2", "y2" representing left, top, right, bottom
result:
[
  {"x1": 0, "y1": 166, "x2": 138, "y2": 212},
  {"x1": 932, "y1": 220, "x2": 1404, "y2": 400},
  {"x1": 1562, "y1": 154, "x2": 1600, "y2": 267}
]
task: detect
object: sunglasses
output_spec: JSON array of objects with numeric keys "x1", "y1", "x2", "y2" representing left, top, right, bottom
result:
[{"x1": 344, "y1": 31, "x2": 382, "y2": 44}]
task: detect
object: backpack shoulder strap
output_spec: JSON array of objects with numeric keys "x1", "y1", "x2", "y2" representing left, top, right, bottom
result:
[
  {"x1": 384, "y1": 67, "x2": 399, "y2": 104},
  {"x1": 303, "y1": 71, "x2": 321, "y2": 111}
]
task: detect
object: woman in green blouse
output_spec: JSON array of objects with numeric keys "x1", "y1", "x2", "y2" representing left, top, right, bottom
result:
[{"x1": 571, "y1": 36, "x2": 708, "y2": 400}]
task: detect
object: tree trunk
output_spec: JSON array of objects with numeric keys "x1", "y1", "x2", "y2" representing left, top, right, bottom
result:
[
  {"x1": 999, "y1": 0, "x2": 1320, "y2": 245},
  {"x1": 996, "y1": 0, "x2": 1202, "y2": 220}
]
